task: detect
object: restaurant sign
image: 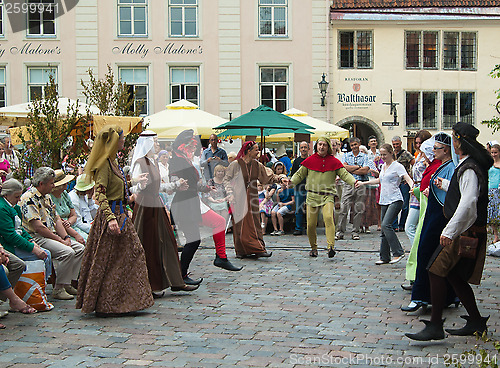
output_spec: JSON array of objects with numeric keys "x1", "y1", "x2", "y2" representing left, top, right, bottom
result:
[{"x1": 337, "y1": 77, "x2": 376, "y2": 110}]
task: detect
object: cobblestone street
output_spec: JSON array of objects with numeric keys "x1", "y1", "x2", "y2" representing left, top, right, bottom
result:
[{"x1": 1, "y1": 231, "x2": 499, "y2": 367}]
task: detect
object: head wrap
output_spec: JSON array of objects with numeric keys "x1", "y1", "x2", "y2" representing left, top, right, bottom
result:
[
  {"x1": 434, "y1": 132, "x2": 451, "y2": 146},
  {"x1": 420, "y1": 136, "x2": 435, "y2": 162},
  {"x1": 158, "y1": 150, "x2": 169, "y2": 158},
  {"x1": 84, "y1": 125, "x2": 124, "y2": 182},
  {"x1": 173, "y1": 129, "x2": 195, "y2": 150},
  {"x1": 236, "y1": 141, "x2": 257, "y2": 160},
  {"x1": 131, "y1": 130, "x2": 157, "y2": 170},
  {"x1": 452, "y1": 122, "x2": 493, "y2": 171}
]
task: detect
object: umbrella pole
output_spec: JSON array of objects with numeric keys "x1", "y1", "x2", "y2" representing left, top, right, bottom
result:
[{"x1": 260, "y1": 127, "x2": 265, "y2": 163}]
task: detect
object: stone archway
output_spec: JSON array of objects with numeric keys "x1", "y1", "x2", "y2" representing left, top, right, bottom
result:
[{"x1": 336, "y1": 116, "x2": 385, "y2": 146}]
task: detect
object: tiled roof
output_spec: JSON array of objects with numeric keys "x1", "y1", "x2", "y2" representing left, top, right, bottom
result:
[{"x1": 331, "y1": 0, "x2": 500, "y2": 8}]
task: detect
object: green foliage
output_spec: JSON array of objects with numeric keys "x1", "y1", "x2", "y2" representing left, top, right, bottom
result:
[
  {"x1": 80, "y1": 65, "x2": 146, "y2": 167},
  {"x1": 446, "y1": 332, "x2": 500, "y2": 368},
  {"x1": 481, "y1": 64, "x2": 500, "y2": 133},
  {"x1": 17, "y1": 75, "x2": 87, "y2": 180}
]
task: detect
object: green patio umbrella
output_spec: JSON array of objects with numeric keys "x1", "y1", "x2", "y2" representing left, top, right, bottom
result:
[{"x1": 214, "y1": 105, "x2": 314, "y2": 155}]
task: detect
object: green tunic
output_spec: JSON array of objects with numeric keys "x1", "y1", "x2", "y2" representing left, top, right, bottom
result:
[{"x1": 290, "y1": 166, "x2": 356, "y2": 207}]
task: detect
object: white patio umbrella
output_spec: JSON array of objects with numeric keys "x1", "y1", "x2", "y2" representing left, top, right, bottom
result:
[
  {"x1": 278, "y1": 108, "x2": 349, "y2": 141},
  {"x1": 0, "y1": 98, "x2": 100, "y2": 127},
  {"x1": 144, "y1": 99, "x2": 227, "y2": 139}
]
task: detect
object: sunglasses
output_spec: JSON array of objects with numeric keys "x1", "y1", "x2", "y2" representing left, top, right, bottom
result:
[{"x1": 433, "y1": 146, "x2": 445, "y2": 150}]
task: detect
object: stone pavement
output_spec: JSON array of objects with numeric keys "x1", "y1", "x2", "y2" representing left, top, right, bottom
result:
[{"x1": 1, "y1": 230, "x2": 499, "y2": 368}]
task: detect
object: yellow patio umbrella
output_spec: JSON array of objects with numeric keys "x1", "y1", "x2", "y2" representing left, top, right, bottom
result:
[{"x1": 144, "y1": 100, "x2": 227, "y2": 139}]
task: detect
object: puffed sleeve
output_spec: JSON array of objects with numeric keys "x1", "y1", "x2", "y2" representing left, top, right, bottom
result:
[{"x1": 93, "y1": 163, "x2": 115, "y2": 223}]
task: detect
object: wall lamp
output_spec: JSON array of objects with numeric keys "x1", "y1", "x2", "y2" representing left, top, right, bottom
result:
[{"x1": 318, "y1": 73, "x2": 329, "y2": 107}]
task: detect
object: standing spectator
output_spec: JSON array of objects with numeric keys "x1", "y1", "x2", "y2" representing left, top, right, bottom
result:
[
  {"x1": 406, "y1": 123, "x2": 492, "y2": 341},
  {"x1": 19, "y1": 167, "x2": 84, "y2": 300},
  {"x1": 0, "y1": 142, "x2": 11, "y2": 183},
  {"x1": 337, "y1": 137, "x2": 370, "y2": 241},
  {"x1": 290, "y1": 141, "x2": 309, "y2": 235},
  {"x1": 206, "y1": 165, "x2": 231, "y2": 224},
  {"x1": 357, "y1": 144, "x2": 413, "y2": 265},
  {"x1": 392, "y1": 136, "x2": 415, "y2": 232},
  {"x1": 200, "y1": 134, "x2": 228, "y2": 181},
  {"x1": 487, "y1": 144, "x2": 500, "y2": 244},
  {"x1": 276, "y1": 144, "x2": 292, "y2": 174},
  {"x1": 365, "y1": 136, "x2": 381, "y2": 232},
  {"x1": 157, "y1": 148, "x2": 176, "y2": 210},
  {"x1": 1, "y1": 137, "x2": 21, "y2": 171},
  {"x1": 258, "y1": 181, "x2": 276, "y2": 235},
  {"x1": 289, "y1": 137, "x2": 356, "y2": 257}
]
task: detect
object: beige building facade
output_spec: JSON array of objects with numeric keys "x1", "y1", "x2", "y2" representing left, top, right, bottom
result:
[{"x1": 0, "y1": 1, "x2": 498, "y2": 147}]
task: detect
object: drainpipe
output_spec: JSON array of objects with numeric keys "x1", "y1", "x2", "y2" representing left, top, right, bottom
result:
[{"x1": 326, "y1": 0, "x2": 331, "y2": 123}]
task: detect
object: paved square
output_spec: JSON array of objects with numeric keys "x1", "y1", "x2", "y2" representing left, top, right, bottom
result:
[{"x1": 1, "y1": 231, "x2": 498, "y2": 367}]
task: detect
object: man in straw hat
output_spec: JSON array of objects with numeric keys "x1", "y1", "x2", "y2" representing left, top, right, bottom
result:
[{"x1": 19, "y1": 167, "x2": 84, "y2": 300}]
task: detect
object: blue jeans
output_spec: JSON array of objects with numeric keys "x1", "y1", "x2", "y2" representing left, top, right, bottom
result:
[
  {"x1": 294, "y1": 188, "x2": 307, "y2": 231},
  {"x1": 392, "y1": 182, "x2": 410, "y2": 230},
  {"x1": 0, "y1": 266, "x2": 11, "y2": 291},
  {"x1": 405, "y1": 207, "x2": 420, "y2": 246},
  {"x1": 14, "y1": 248, "x2": 52, "y2": 280},
  {"x1": 380, "y1": 201, "x2": 404, "y2": 262}
]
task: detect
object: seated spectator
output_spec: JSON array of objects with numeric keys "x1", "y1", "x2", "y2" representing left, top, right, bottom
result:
[
  {"x1": 20, "y1": 167, "x2": 84, "y2": 300},
  {"x1": 270, "y1": 178, "x2": 295, "y2": 236},
  {"x1": 0, "y1": 179, "x2": 52, "y2": 280},
  {"x1": 0, "y1": 246, "x2": 36, "y2": 329},
  {"x1": 258, "y1": 181, "x2": 275, "y2": 235},
  {"x1": 206, "y1": 165, "x2": 230, "y2": 223},
  {"x1": 68, "y1": 174, "x2": 98, "y2": 241},
  {"x1": 49, "y1": 170, "x2": 86, "y2": 245}
]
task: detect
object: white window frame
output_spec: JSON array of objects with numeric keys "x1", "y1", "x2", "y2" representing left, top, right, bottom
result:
[
  {"x1": 168, "y1": 0, "x2": 198, "y2": 38},
  {"x1": 27, "y1": 0, "x2": 57, "y2": 38},
  {"x1": 259, "y1": 66, "x2": 288, "y2": 112},
  {"x1": 118, "y1": 66, "x2": 149, "y2": 116},
  {"x1": 258, "y1": 0, "x2": 288, "y2": 38},
  {"x1": 169, "y1": 66, "x2": 200, "y2": 105},
  {"x1": 118, "y1": 0, "x2": 148, "y2": 37},
  {"x1": 338, "y1": 30, "x2": 373, "y2": 69},
  {"x1": 0, "y1": 66, "x2": 6, "y2": 107},
  {"x1": 0, "y1": 1, "x2": 4, "y2": 37},
  {"x1": 27, "y1": 66, "x2": 58, "y2": 101}
]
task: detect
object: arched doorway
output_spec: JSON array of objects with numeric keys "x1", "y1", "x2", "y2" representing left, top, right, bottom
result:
[{"x1": 336, "y1": 116, "x2": 385, "y2": 146}]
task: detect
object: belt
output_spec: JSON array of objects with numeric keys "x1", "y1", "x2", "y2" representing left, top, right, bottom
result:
[
  {"x1": 109, "y1": 200, "x2": 128, "y2": 231},
  {"x1": 307, "y1": 190, "x2": 334, "y2": 196}
]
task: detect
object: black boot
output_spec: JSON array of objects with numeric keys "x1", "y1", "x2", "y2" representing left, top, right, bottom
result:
[
  {"x1": 214, "y1": 256, "x2": 243, "y2": 271},
  {"x1": 183, "y1": 276, "x2": 203, "y2": 285},
  {"x1": 405, "y1": 319, "x2": 445, "y2": 341},
  {"x1": 445, "y1": 315, "x2": 489, "y2": 336},
  {"x1": 328, "y1": 248, "x2": 336, "y2": 258}
]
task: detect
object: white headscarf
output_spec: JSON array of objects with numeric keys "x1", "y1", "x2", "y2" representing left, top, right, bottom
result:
[
  {"x1": 131, "y1": 130, "x2": 157, "y2": 170},
  {"x1": 420, "y1": 137, "x2": 435, "y2": 162}
]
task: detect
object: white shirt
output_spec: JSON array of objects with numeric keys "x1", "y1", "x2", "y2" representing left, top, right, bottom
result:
[
  {"x1": 68, "y1": 190, "x2": 98, "y2": 234},
  {"x1": 378, "y1": 161, "x2": 407, "y2": 205},
  {"x1": 131, "y1": 157, "x2": 177, "y2": 194},
  {"x1": 441, "y1": 156, "x2": 479, "y2": 239}
]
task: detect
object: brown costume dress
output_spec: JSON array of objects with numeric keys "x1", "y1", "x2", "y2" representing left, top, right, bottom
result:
[
  {"x1": 223, "y1": 158, "x2": 282, "y2": 257},
  {"x1": 76, "y1": 159, "x2": 154, "y2": 314},
  {"x1": 132, "y1": 157, "x2": 184, "y2": 291}
]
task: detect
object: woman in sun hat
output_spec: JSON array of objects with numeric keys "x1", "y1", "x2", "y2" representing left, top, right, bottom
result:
[{"x1": 68, "y1": 174, "x2": 99, "y2": 241}]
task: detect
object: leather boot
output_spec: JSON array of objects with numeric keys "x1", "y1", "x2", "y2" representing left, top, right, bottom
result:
[
  {"x1": 405, "y1": 319, "x2": 445, "y2": 341},
  {"x1": 183, "y1": 276, "x2": 203, "y2": 285},
  {"x1": 445, "y1": 315, "x2": 489, "y2": 336},
  {"x1": 254, "y1": 251, "x2": 272, "y2": 258},
  {"x1": 214, "y1": 256, "x2": 243, "y2": 271}
]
